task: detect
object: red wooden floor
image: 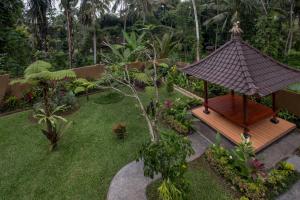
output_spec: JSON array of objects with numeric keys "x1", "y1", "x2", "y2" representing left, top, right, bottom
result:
[
  {"x1": 193, "y1": 107, "x2": 296, "y2": 152},
  {"x1": 207, "y1": 95, "x2": 274, "y2": 127}
]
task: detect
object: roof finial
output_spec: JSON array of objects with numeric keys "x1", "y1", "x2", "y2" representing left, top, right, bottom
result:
[{"x1": 230, "y1": 21, "x2": 243, "y2": 39}]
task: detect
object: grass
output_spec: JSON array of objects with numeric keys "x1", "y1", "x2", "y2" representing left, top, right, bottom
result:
[
  {"x1": 0, "y1": 87, "x2": 184, "y2": 200},
  {"x1": 146, "y1": 156, "x2": 237, "y2": 200},
  {"x1": 94, "y1": 91, "x2": 125, "y2": 104}
]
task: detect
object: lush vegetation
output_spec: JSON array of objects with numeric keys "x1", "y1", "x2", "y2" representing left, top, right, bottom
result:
[
  {"x1": 139, "y1": 131, "x2": 194, "y2": 199},
  {"x1": 205, "y1": 134, "x2": 299, "y2": 200},
  {"x1": 146, "y1": 156, "x2": 235, "y2": 200},
  {"x1": 1, "y1": 0, "x2": 300, "y2": 77},
  {"x1": 1, "y1": 0, "x2": 300, "y2": 199},
  {"x1": 161, "y1": 98, "x2": 202, "y2": 135}
]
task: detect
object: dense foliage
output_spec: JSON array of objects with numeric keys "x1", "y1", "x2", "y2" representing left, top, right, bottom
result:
[
  {"x1": 138, "y1": 131, "x2": 194, "y2": 200},
  {"x1": 1, "y1": 0, "x2": 300, "y2": 77},
  {"x1": 205, "y1": 134, "x2": 299, "y2": 200},
  {"x1": 161, "y1": 98, "x2": 202, "y2": 135}
]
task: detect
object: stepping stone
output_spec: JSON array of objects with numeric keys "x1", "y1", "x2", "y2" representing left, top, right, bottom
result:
[{"x1": 286, "y1": 155, "x2": 300, "y2": 172}]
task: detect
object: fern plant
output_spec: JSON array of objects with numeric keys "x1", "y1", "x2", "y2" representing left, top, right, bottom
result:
[
  {"x1": 12, "y1": 60, "x2": 76, "y2": 151},
  {"x1": 70, "y1": 78, "x2": 96, "y2": 101}
]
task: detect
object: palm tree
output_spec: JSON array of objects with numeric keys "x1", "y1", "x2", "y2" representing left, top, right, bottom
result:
[
  {"x1": 61, "y1": 0, "x2": 78, "y2": 68},
  {"x1": 203, "y1": 0, "x2": 257, "y2": 29},
  {"x1": 27, "y1": 0, "x2": 52, "y2": 51},
  {"x1": 202, "y1": 0, "x2": 257, "y2": 48},
  {"x1": 79, "y1": 0, "x2": 110, "y2": 64},
  {"x1": 112, "y1": 0, "x2": 153, "y2": 37}
]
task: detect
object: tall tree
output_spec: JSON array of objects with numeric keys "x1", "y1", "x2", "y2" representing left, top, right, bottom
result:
[
  {"x1": 61, "y1": 0, "x2": 78, "y2": 68},
  {"x1": 27, "y1": 0, "x2": 52, "y2": 51},
  {"x1": 191, "y1": 0, "x2": 200, "y2": 61},
  {"x1": 80, "y1": 0, "x2": 110, "y2": 64}
]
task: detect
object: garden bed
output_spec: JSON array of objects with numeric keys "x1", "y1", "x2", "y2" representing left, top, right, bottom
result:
[
  {"x1": 205, "y1": 141, "x2": 300, "y2": 200},
  {"x1": 146, "y1": 156, "x2": 237, "y2": 200}
]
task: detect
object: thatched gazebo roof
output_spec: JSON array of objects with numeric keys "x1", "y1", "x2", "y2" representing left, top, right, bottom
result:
[{"x1": 182, "y1": 24, "x2": 300, "y2": 97}]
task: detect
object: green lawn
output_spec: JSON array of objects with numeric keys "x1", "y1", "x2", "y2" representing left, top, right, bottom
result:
[
  {"x1": 0, "y1": 88, "x2": 183, "y2": 200},
  {"x1": 146, "y1": 156, "x2": 237, "y2": 200}
]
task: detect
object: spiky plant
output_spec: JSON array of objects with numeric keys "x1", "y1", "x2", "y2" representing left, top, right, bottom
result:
[{"x1": 34, "y1": 105, "x2": 72, "y2": 150}]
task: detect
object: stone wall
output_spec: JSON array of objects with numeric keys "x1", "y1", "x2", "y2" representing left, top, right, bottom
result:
[{"x1": 0, "y1": 64, "x2": 106, "y2": 102}]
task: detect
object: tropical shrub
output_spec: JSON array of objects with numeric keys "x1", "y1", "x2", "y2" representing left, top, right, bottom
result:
[
  {"x1": 138, "y1": 131, "x2": 194, "y2": 200},
  {"x1": 53, "y1": 90, "x2": 78, "y2": 111},
  {"x1": 69, "y1": 78, "x2": 97, "y2": 100},
  {"x1": 166, "y1": 77, "x2": 174, "y2": 94},
  {"x1": 161, "y1": 98, "x2": 202, "y2": 135},
  {"x1": 1, "y1": 95, "x2": 19, "y2": 111},
  {"x1": 278, "y1": 109, "x2": 297, "y2": 122},
  {"x1": 112, "y1": 123, "x2": 127, "y2": 140},
  {"x1": 205, "y1": 135, "x2": 298, "y2": 199}
]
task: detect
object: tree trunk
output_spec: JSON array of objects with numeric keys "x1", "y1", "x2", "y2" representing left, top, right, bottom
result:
[
  {"x1": 42, "y1": 83, "x2": 58, "y2": 151},
  {"x1": 66, "y1": 9, "x2": 73, "y2": 68},
  {"x1": 93, "y1": 29, "x2": 97, "y2": 64},
  {"x1": 285, "y1": 1, "x2": 295, "y2": 55},
  {"x1": 192, "y1": 0, "x2": 200, "y2": 61},
  {"x1": 260, "y1": 0, "x2": 268, "y2": 15},
  {"x1": 92, "y1": 2, "x2": 97, "y2": 65},
  {"x1": 123, "y1": 13, "x2": 128, "y2": 42},
  {"x1": 288, "y1": 1, "x2": 295, "y2": 54}
]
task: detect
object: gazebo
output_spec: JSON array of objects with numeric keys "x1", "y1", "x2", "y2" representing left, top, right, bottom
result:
[{"x1": 182, "y1": 22, "x2": 300, "y2": 152}]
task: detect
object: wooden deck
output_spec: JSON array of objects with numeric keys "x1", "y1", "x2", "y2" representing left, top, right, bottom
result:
[
  {"x1": 193, "y1": 106, "x2": 296, "y2": 152},
  {"x1": 207, "y1": 95, "x2": 274, "y2": 127}
]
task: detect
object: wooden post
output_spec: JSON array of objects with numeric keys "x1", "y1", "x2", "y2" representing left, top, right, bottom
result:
[
  {"x1": 243, "y1": 95, "x2": 250, "y2": 138},
  {"x1": 271, "y1": 92, "x2": 279, "y2": 124},
  {"x1": 231, "y1": 90, "x2": 235, "y2": 96},
  {"x1": 203, "y1": 80, "x2": 210, "y2": 114}
]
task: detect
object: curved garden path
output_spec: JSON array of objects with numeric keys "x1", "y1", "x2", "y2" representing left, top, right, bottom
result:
[
  {"x1": 106, "y1": 133, "x2": 211, "y2": 200},
  {"x1": 107, "y1": 119, "x2": 300, "y2": 200}
]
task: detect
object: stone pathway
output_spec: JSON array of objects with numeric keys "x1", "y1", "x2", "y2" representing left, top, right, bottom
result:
[
  {"x1": 107, "y1": 119, "x2": 300, "y2": 200},
  {"x1": 106, "y1": 133, "x2": 210, "y2": 200}
]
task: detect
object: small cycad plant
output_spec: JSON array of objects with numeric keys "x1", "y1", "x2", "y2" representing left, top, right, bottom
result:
[
  {"x1": 112, "y1": 123, "x2": 127, "y2": 140},
  {"x1": 34, "y1": 105, "x2": 72, "y2": 151}
]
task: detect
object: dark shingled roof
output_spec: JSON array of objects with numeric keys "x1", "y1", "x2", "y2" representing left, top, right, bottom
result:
[{"x1": 182, "y1": 38, "x2": 300, "y2": 96}]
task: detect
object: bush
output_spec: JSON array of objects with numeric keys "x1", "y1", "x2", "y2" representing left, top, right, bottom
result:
[
  {"x1": 0, "y1": 95, "x2": 19, "y2": 112},
  {"x1": 53, "y1": 91, "x2": 78, "y2": 111},
  {"x1": 278, "y1": 109, "x2": 297, "y2": 122},
  {"x1": 112, "y1": 123, "x2": 127, "y2": 139},
  {"x1": 162, "y1": 113, "x2": 190, "y2": 135},
  {"x1": 138, "y1": 132, "x2": 194, "y2": 200},
  {"x1": 205, "y1": 136, "x2": 298, "y2": 200},
  {"x1": 166, "y1": 77, "x2": 174, "y2": 94}
]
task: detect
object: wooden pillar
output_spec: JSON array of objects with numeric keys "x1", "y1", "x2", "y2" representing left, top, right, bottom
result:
[
  {"x1": 271, "y1": 92, "x2": 279, "y2": 124},
  {"x1": 243, "y1": 94, "x2": 250, "y2": 138},
  {"x1": 231, "y1": 90, "x2": 235, "y2": 96},
  {"x1": 203, "y1": 80, "x2": 210, "y2": 114}
]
